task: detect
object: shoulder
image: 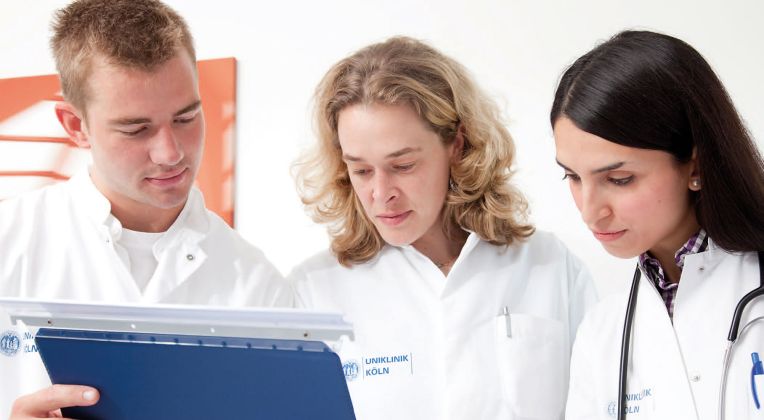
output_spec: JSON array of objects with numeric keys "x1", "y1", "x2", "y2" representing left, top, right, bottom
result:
[
  {"x1": 0, "y1": 182, "x2": 67, "y2": 211},
  {"x1": 514, "y1": 230, "x2": 575, "y2": 259},
  {"x1": 287, "y1": 249, "x2": 344, "y2": 282},
  {"x1": 286, "y1": 247, "x2": 394, "y2": 299},
  {"x1": 194, "y1": 211, "x2": 293, "y2": 305},
  {"x1": 199, "y1": 210, "x2": 282, "y2": 273},
  {"x1": 288, "y1": 245, "x2": 405, "y2": 281},
  {"x1": 481, "y1": 229, "x2": 574, "y2": 260},
  {"x1": 0, "y1": 182, "x2": 69, "y2": 231},
  {"x1": 287, "y1": 249, "x2": 353, "y2": 309},
  {"x1": 480, "y1": 229, "x2": 586, "y2": 274},
  {"x1": 482, "y1": 230, "x2": 597, "y2": 311},
  {"x1": 576, "y1": 292, "x2": 628, "y2": 340}
]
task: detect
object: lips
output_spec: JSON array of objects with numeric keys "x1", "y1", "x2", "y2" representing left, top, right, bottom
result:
[
  {"x1": 146, "y1": 167, "x2": 187, "y2": 187},
  {"x1": 592, "y1": 229, "x2": 626, "y2": 242},
  {"x1": 376, "y1": 210, "x2": 412, "y2": 227}
]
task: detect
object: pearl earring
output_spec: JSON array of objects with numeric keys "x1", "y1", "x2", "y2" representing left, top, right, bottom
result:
[{"x1": 691, "y1": 179, "x2": 701, "y2": 189}]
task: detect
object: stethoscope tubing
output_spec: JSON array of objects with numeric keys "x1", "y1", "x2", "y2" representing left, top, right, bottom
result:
[
  {"x1": 617, "y1": 266, "x2": 641, "y2": 420},
  {"x1": 719, "y1": 315, "x2": 764, "y2": 419},
  {"x1": 617, "y1": 251, "x2": 764, "y2": 420},
  {"x1": 618, "y1": 265, "x2": 642, "y2": 420}
]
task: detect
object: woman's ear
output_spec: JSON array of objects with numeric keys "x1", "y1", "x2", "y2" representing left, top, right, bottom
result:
[
  {"x1": 450, "y1": 124, "x2": 465, "y2": 163},
  {"x1": 55, "y1": 102, "x2": 91, "y2": 149},
  {"x1": 688, "y1": 147, "x2": 701, "y2": 191}
]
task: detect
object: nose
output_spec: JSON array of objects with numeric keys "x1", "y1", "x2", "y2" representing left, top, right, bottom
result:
[
  {"x1": 577, "y1": 184, "x2": 611, "y2": 227},
  {"x1": 149, "y1": 126, "x2": 183, "y2": 166},
  {"x1": 371, "y1": 171, "x2": 397, "y2": 203}
]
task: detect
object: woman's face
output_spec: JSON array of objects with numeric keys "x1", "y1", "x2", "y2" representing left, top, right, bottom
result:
[
  {"x1": 338, "y1": 103, "x2": 461, "y2": 248},
  {"x1": 553, "y1": 117, "x2": 699, "y2": 259}
]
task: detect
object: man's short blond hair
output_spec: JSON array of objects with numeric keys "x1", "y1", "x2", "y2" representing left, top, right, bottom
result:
[{"x1": 51, "y1": 0, "x2": 196, "y2": 111}]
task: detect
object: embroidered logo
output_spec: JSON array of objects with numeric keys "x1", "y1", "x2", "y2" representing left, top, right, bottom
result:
[
  {"x1": 606, "y1": 388, "x2": 653, "y2": 417},
  {"x1": 342, "y1": 359, "x2": 360, "y2": 382},
  {"x1": 0, "y1": 330, "x2": 21, "y2": 357},
  {"x1": 607, "y1": 401, "x2": 618, "y2": 417}
]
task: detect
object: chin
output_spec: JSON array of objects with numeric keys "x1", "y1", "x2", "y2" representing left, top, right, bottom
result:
[
  {"x1": 602, "y1": 244, "x2": 642, "y2": 260},
  {"x1": 377, "y1": 230, "x2": 414, "y2": 247},
  {"x1": 380, "y1": 236, "x2": 412, "y2": 247},
  {"x1": 147, "y1": 193, "x2": 190, "y2": 210}
]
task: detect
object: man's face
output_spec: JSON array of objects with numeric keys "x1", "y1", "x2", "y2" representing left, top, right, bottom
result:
[{"x1": 79, "y1": 50, "x2": 204, "y2": 229}]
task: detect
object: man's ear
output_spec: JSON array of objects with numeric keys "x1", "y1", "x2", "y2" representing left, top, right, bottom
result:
[{"x1": 55, "y1": 102, "x2": 90, "y2": 149}]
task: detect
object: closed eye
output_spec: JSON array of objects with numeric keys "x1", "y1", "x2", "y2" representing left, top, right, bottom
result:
[
  {"x1": 175, "y1": 113, "x2": 198, "y2": 124},
  {"x1": 393, "y1": 163, "x2": 415, "y2": 172},
  {"x1": 119, "y1": 126, "x2": 148, "y2": 136},
  {"x1": 608, "y1": 175, "x2": 634, "y2": 186},
  {"x1": 562, "y1": 172, "x2": 580, "y2": 182}
]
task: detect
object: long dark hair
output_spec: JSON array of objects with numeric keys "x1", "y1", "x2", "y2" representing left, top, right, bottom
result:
[{"x1": 551, "y1": 30, "x2": 764, "y2": 252}]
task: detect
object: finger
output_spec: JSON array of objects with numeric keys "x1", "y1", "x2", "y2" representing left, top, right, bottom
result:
[{"x1": 10, "y1": 384, "x2": 99, "y2": 417}]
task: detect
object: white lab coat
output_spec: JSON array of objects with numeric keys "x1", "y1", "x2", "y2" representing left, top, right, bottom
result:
[
  {"x1": 566, "y1": 246, "x2": 764, "y2": 419},
  {"x1": 0, "y1": 172, "x2": 292, "y2": 418},
  {"x1": 289, "y1": 231, "x2": 597, "y2": 420}
]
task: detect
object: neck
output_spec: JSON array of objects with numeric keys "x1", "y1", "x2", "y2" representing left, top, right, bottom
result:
[
  {"x1": 648, "y1": 216, "x2": 701, "y2": 284},
  {"x1": 111, "y1": 202, "x2": 183, "y2": 233},
  {"x1": 412, "y1": 222, "x2": 468, "y2": 272},
  {"x1": 90, "y1": 172, "x2": 186, "y2": 233}
]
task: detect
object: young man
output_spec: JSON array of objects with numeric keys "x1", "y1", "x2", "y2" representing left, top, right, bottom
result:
[{"x1": 1, "y1": 0, "x2": 291, "y2": 417}]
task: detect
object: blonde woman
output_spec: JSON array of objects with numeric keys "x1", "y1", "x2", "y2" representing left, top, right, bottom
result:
[{"x1": 290, "y1": 36, "x2": 597, "y2": 420}]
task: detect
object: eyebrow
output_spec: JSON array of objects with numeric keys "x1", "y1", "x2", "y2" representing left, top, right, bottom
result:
[
  {"x1": 343, "y1": 146, "x2": 422, "y2": 162},
  {"x1": 556, "y1": 160, "x2": 626, "y2": 174},
  {"x1": 108, "y1": 100, "x2": 202, "y2": 126}
]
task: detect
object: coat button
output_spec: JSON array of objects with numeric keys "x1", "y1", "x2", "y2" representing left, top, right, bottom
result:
[{"x1": 186, "y1": 254, "x2": 194, "y2": 261}]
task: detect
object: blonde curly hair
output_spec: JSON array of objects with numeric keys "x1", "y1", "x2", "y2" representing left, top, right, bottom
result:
[{"x1": 295, "y1": 36, "x2": 533, "y2": 266}]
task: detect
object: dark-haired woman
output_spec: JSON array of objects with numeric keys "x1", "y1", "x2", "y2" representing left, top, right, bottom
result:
[{"x1": 552, "y1": 30, "x2": 764, "y2": 419}]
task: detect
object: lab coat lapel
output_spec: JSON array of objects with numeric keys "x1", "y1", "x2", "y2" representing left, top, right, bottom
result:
[
  {"x1": 97, "y1": 224, "x2": 144, "y2": 300},
  {"x1": 143, "y1": 235, "x2": 207, "y2": 303},
  {"x1": 631, "y1": 273, "x2": 699, "y2": 419},
  {"x1": 141, "y1": 189, "x2": 210, "y2": 303},
  {"x1": 672, "y1": 250, "x2": 733, "y2": 418},
  {"x1": 69, "y1": 172, "x2": 142, "y2": 300},
  {"x1": 440, "y1": 232, "x2": 481, "y2": 298}
]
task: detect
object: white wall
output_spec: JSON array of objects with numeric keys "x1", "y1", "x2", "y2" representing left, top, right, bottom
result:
[{"x1": 2, "y1": 0, "x2": 762, "y2": 297}]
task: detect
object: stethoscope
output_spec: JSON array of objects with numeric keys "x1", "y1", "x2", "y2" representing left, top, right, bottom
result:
[{"x1": 617, "y1": 251, "x2": 764, "y2": 420}]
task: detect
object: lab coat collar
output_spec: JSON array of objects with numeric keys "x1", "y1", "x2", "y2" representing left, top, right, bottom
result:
[
  {"x1": 396, "y1": 230, "x2": 481, "y2": 270},
  {"x1": 143, "y1": 188, "x2": 210, "y2": 301},
  {"x1": 681, "y1": 237, "x2": 731, "y2": 280},
  {"x1": 66, "y1": 169, "x2": 114, "y2": 228},
  {"x1": 154, "y1": 188, "x2": 210, "y2": 254},
  {"x1": 395, "y1": 231, "x2": 482, "y2": 297},
  {"x1": 66, "y1": 169, "x2": 210, "y2": 246},
  {"x1": 65, "y1": 170, "x2": 211, "y2": 301}
]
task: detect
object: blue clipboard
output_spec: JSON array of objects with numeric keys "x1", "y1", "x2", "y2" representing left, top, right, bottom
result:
[{"x1": 35, "y1": 328, "x2": 356, "y2": 420}]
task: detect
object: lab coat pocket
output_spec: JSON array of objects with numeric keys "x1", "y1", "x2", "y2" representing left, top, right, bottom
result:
[{"x1": 495, "y1": 313, "x2": 566, "y2": 420}]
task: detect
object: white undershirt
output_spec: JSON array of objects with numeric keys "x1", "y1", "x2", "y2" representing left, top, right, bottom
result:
[{"x1": 118, "y1": 228, "x2": 163, "y2": 292}]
